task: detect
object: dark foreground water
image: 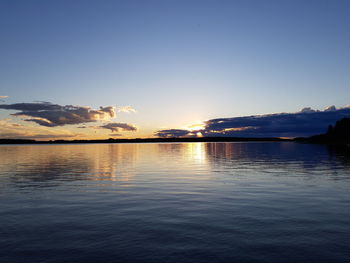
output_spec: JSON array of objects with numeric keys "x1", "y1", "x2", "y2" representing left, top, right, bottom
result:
[{"x1": 1, "y1": 142, "x2": 350, "y2": 263}]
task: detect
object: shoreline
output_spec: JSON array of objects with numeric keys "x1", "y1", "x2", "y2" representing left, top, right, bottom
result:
[{"x1": 0, "y1": 137, "x2": 290, "y2": 145}]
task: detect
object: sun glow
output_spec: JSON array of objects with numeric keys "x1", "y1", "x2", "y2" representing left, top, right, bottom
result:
[
  {"x1": 196, "y1": 132, "x2": 203, "y2": 137},
  {"x1": 187, "y1": 121, "x2": 205, "y2": 131}
]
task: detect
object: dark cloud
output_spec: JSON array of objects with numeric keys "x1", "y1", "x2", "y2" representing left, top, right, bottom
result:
[
  {"x1": 155, "y1": 129, "x2": 193, "y2": 138},
  {"x1": 100, "y1": 122, "x2": 137, "y2": 132},
  {"x1": 0, "y1": 102, "x2": 61, "y2": 111},
  {"x1": 204, "y1": 106, "x2": 350, "y2": 137},
  {"x1": 156, "y1": 106, "x2": 350, "y2": 138},
  {"x1": 0, "y1": 102, "x2": 116, "y2": 127}
]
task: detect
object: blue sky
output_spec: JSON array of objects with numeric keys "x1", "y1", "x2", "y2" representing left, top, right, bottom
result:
[{"x1": 1, "y1": 0, "x2": 350, "y2": 139}]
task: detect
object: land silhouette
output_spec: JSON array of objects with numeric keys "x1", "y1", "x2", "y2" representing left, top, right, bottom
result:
[
  {"x1": 0, "y1": 137, "x2": 288, "y2": 145},
  {"x1": 296, "y1": 117, "x2": 350, "y2": 145}
]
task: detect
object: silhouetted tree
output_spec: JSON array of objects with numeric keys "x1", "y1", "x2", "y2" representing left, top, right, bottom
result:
[
  {"x1": 327, "y1": 124, "x2": 334, "y2": 135},
  {"x1": 304, "y1": 117, "x2": 350, "y2": 144},
  {"x1": 332, "y1": 118, "x2": 350, "y2": 137}
]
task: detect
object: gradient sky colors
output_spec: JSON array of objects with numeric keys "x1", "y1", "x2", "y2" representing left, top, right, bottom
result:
[{"x1": 1, "y1": 0, "x2": 350, "y2": 139}]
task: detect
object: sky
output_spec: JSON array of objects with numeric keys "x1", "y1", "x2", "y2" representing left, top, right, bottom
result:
[{"x1": 1, "y1": 0, "x2": 350, "y2": 139}]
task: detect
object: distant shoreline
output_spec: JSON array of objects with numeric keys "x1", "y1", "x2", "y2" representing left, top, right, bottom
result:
[
  {"x1": 2, "y1": 119, "x2": 349, "y2": 146},
  {"x1": 0, "y1": 137, "x2": 291, "y2": 145}
]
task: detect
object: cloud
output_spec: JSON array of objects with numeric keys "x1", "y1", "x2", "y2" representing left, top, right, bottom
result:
[
  {"x1": 300, "y1": 107, "x2": 316, "y2": 113},
  {"x1": 325, "y1": 105, "x2": 336, "y2": 112},
  {"x1": 155, "y1": 129, "x2": 194, "y2": 138},
  {"x1": 156, "y1": 106, "x2": 350, "y2": 138},
  {"x1": 0, "y1": 119, "x2": 78, "y2": 140},
  {"x1": 109, "y1": 133, "x2": 123, "y2": 137},
  {"x1": 117, "y1": 106, "x2": 136, "y2": 113},
  {"x1": 100, "y1": 122, "x2": 137, "y2": 132},
  {"x1": 0, "y1": 96, "x2": 8, "y2": 99},
  {"x1": 0, "y1": 102, "x2": 116, "y2": 127}
]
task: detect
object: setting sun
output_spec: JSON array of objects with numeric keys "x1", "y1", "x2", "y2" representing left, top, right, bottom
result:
[{"x1": 187, "y1": 121, "x2": 205, "y2": 131}]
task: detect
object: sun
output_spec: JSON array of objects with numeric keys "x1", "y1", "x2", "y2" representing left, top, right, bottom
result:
[{"x1": 187, "y1": 121, "x2": 205, "y2": 131}]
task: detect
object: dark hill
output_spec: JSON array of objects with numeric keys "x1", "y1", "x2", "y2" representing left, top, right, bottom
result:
[{"x1": 297, "y1": 118, "x2": 350, "y2": 144}]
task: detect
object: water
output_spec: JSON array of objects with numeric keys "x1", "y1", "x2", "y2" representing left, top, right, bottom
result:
[{"x1": 1, "y1": 142, "x2": 350, "y2": 263}]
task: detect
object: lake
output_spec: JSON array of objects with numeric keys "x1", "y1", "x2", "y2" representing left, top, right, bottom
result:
[{"x1": 1, "y1": 142, "x2": 350, "y2": 263}]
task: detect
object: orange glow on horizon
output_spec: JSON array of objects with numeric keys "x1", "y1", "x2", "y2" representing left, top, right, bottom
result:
[
  {"x1": 196, "y1": 132, "x2": 203, "y2": 137},
  {"x1": 187, "y1": 121, "x2": 205, "y2": 131}
]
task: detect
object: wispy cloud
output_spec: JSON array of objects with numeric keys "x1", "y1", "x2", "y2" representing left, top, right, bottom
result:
[
  {"x1": 117, "y1": 106, "x2": 136, "y2": 113},
  {"x1": 100, "y1": 122, "x2": 137, "y2": 132},
  {"x1": 0, "y1": 96, "x2": 8, "y2": 99},
  {"x1": 156, "y1": 106, "x2": 350, "y2": 138},
  {"x1": 0, "y1": 119, "x2": 78, "y2": 140},
  {"x1": 0, "y1": 102, "x2": 116, "y2": 127},
  {"x1": 108, "y1": 133, "x2": 123, "y2": 137}
]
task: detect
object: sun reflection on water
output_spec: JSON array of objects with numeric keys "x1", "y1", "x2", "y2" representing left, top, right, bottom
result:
[{"x1": 185, "y1": 143, "x2": 206, "y2": 163}]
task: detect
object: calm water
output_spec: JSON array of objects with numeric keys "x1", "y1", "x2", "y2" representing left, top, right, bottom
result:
[{"x1": 1, "y1": 142, "x2": 350, "y2": 263}]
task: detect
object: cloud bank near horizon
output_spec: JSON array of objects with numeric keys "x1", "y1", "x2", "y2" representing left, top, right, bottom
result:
[
  {"x1": 155, "y1": 129, "x2": 194, "y2": 138},
  {"x1": 156, "y1": 106, "x2": 350, "y2": 138}
]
